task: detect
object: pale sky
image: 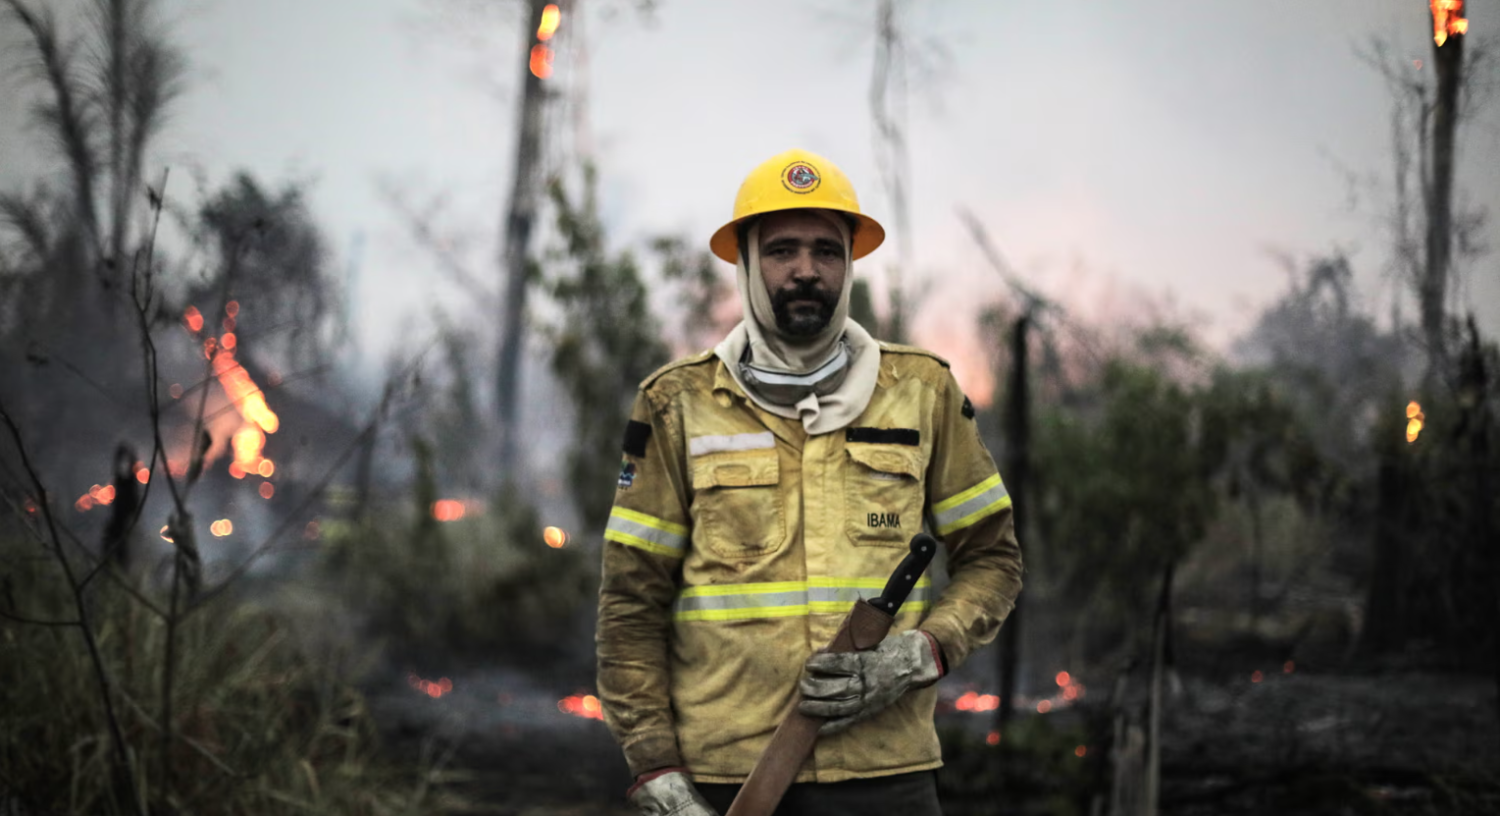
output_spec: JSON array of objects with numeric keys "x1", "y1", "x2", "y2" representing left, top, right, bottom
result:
[{"x1": 5, "y1": 0, "x2": 1498, "y2": 400}]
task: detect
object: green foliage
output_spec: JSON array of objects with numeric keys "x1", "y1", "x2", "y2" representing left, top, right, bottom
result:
[
  {"x1": 0, "y1": 538, "x2": 471, "y2": 815},
  {"x1": 1035, "y1": 356, "x2": 1221, "y2": 623},
  {"x1": 541, "y1": 166, "x2": 672, "y2": 534},
  {"x1": 316, "y1": 484, "x2": 593, "y2": 665}
]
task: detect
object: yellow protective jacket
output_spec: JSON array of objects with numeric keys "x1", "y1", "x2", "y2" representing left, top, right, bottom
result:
[{"x1": 596, "y1": 342, "x2": 1023, "y2": 784}]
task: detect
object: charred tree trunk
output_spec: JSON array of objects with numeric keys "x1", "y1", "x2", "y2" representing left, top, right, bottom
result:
[
  {"x1": 999, "y1": 313, "x2": 1029, "y2": 730},
  {"x1": 1361, "y1": 431, "x2": 1406, "y2": 656},
  {"x1": 1423, "y1": 7, "x2": 1464, "y2": 370},
  {"x1": 1144, "y1": 563, "x2": 1175, "y2": 816},
  {"x1": 495, "y1": 0, "x2": 556, "y2": 484}
]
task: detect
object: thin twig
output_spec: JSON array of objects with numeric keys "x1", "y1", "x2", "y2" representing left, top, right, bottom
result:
[
  {"x1": 0, "y1": 402, "x2": 145, "y2": 815},
  {"x1": 183, "y1": 360, "x2": 422, "y2": 618},
  {"x1": 0, "y1": 607, "x2": 80, "y2": 627}
]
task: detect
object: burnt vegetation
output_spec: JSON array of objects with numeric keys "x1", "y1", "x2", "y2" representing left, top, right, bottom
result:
[{"x1": 0, "y1": 2, "x2": 1497, "y2": 816}]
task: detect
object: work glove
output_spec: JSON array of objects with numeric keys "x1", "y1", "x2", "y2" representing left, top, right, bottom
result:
[
  {"x1": 628, "y1": 768, "x2": 719, "y2": 816},
  {"x1": 797, "y1": 629, "x2": 944, "y2": 735}
]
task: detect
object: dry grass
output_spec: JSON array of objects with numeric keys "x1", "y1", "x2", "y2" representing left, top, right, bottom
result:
[{"x1": 0, "y1": 536, "x2": 479, "y2": 815}]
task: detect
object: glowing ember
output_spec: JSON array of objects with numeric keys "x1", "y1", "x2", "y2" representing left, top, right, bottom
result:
[
  {"x1": 432, "y1": 499, "x2": 466, "y2": 522},
  {"x1": 1055, "y1": 671, "x2": 1071, "y2": 687},
  {"x1": 220, "y1": 332, "x2": 237, "y2": 351},
  {"x1": 257, "y1": 460, "x2": 275, "y2": 478},
  {"x1": 558, "y1": 693, "x2": 604, "y2": 721},
  {"x1": 76, "y1": 484, "x2": 116, "y2": 511},
  {"x1": 544, "y1": 525, "x2": 569, "y2": 548},
  {"x1": 259, "y1": 482, "x2": 275, "y2": 500},
  {"x1": 1406, "y1": 401, "x2": 1425, "y2": 443},
  {"x1": 183, "y1": 306, "x2": 204, "y2": 333},
  {"x1": 134, "y1": 462, "x2": 150, "y2": 484},
  {"x1": 530, "y1": 44, "x2": 554, "y2": 79},
  {"x1": 1251, "y1": 670, "x2": 1264, "y2": 683},
  {"x1": 536, "y1": 3, "x2": 561, "y2": 40},
  {"x1": 1431, "y1": 0, "x2": 1468, "y2": 47},
  {"x1": 955, "y1": 691, "x2": 1000, "y2": 712},
  {"x1": 222, "y1": 317, "x2": 235, "y2": 332},
  {"x1": 1284, "y1": 660, "x2": 1295, "y2": 674},
  {"x1": 1036, "y1": 700, "x2": 1052, "y2": 713},
  {"x1": 1075, "y1": 745, "x2": 1087, "y2": 757},
  {"x1": 226, "y1": 300, "x2": 240, "y2": 317},
  {"x1": 408, "y1": 673, "x2": 454, "y2": 699},
  {"x1": 210, "y1": 519, "x2": 233, "y2": 537},
  {"x1": 986, "y1": 731, "x2": 1000, "y2": 746}
]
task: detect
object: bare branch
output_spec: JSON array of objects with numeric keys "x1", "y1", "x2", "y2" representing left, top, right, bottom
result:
[{"x1": 377, "y1": 176, "x2": 498, "y2": 306}]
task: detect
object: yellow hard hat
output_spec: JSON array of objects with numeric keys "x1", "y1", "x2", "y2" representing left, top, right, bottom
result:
[{"x1": 709, "y1": 149, "x2": 885, "y2": 264}]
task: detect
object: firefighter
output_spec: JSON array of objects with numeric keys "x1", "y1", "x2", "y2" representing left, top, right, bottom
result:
[{"x1": 597, "y1": 149, "x2": 1023, "y2": 816}]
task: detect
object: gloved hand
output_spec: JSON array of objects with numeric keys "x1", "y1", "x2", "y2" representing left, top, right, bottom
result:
[
  {"x1": 797, "y1": 629, "x2": 943, "y2": 735},
  {"x1": 628, "y1": 768, "x2": 719, "y2": 816}
]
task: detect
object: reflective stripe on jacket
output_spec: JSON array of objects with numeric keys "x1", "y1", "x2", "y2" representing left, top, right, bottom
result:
[{"x1": 596, "y1": 342, "x2": 1024, "y2": 784}]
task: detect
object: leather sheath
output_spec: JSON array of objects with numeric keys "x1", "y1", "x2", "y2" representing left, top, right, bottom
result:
[{"x1": 724, "y1": 599, "x2": 895, "y2": 816}]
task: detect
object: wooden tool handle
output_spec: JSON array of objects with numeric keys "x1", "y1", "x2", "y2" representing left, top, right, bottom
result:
[{"x1": 724, "y1": 599, "x2": 894, "y2": 816}]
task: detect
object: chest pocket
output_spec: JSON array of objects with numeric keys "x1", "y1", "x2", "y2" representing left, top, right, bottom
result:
[
  {"x1": 845, "y1": 443, "x2": 926, "y2": 547},
  {"x1": 691, "y1": 448, "x2": 786, "y2": 559}
]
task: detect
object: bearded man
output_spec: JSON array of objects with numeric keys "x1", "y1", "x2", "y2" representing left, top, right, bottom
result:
[{"x1": 597, "y1": 149, "x2": 1023, "y2": 816}]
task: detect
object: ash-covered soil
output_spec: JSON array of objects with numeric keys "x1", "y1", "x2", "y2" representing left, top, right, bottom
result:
[
  {"x1": 367, "y1": 665, "x2": 1499, "y2": 815},
  {"x1": 1158, "y1": 671, "x2": 1499, "y2": 815}
]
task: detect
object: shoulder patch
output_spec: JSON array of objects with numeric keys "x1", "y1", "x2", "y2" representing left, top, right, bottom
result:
[
  {"x1": 876, "y1": 341, "x2": 951, "y2": 368},
  {"x1": 623, "y1": 420, "x2": 652, "y2": 457},
  {"x1": 640, "y1": 348, "x2": 718, "y2": 390}
]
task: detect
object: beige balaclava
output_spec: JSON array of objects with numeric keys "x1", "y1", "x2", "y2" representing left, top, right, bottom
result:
[{"x1": 714, "y1": 211, "x2": 881, "y2": 435}]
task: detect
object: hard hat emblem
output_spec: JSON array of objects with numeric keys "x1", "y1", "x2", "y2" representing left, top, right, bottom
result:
[{"x1": 781, "y1": 162, "x2": 821, "y2": 194}]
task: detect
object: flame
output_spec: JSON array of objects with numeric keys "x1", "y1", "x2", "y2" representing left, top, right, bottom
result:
[
  {"x1": 558, "y1": 693, "x2": 604, "y2": 720},
  {"x1": 432, "y1": 499, "x2": 466, "y2": 522},
  {"x1": 529, "y1": 44, "x2": 553, "y2": 79},
  {"x1": 1406, "y1": 401, "x2": 1426, "y2": 443},
  {"x1": 205, "y1": 306, "x2": 279, "y2": 482},
  {"x1": 183, "y1": 306, "x2": 204, "y2": 333},
  {"x1": 544, "y1": 525, "x2": 569, "y2": 548},
  {"x1": 536, "y1": 4, "x2": 560, "y2": 40},
  {"x1": 259, "y1": 482, "x2": 275, "y2": 500},
  {"x1": 210, "y1": 519, "x2": 233, "y2": 537},
  {"x1": 408, "y1": 673, "x2": 453, "y2": 699},
  {"x1": 1432, "y1": 0, "x2": 1467, "y2": 46}
]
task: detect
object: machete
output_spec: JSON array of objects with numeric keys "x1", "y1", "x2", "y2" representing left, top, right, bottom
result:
[{"x1": 724, "y1": 532, "x2": 939, "y2": 816}]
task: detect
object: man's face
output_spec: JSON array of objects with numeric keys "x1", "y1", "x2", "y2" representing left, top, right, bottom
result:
[{"x1": 757, "y1": 210, "x2": 848, "y2": 337}]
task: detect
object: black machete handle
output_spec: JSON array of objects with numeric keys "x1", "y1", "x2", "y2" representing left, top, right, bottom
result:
[{"x1": 867, "y1": 532, "x2": 938, "y2": 616}]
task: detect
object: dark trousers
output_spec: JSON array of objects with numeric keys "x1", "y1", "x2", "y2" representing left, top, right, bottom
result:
[{"x1": 696, "y1": 770, "x2": 942, "y2": 816}]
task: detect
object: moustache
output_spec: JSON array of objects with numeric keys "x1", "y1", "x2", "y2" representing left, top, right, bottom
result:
[{"x1": 771, "y1": 282, "x2": 837, "y2": 311}]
